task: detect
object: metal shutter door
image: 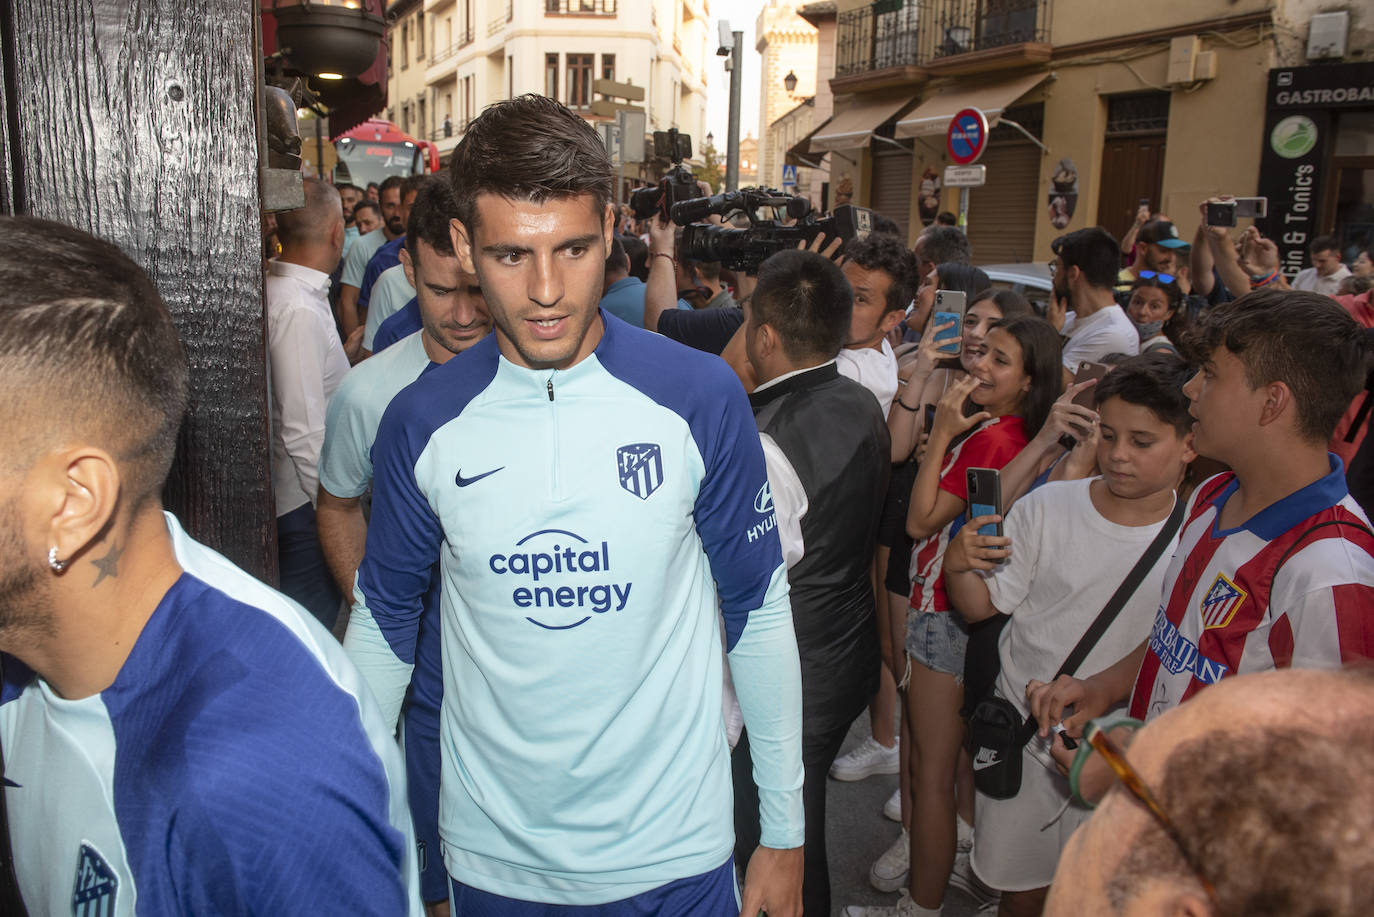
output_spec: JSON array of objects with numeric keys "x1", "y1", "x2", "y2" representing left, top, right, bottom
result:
[
  {"x1": 872, "y1": 148, "x2": 914, "y2": 241},
  {"x1": 967, "y1": 141, "x2": 1040, "y2": 264}
]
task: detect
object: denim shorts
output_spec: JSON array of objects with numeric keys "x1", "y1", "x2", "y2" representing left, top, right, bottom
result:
[{"x1": 906, "y1": 608, "x2": 969, "y2": 679}]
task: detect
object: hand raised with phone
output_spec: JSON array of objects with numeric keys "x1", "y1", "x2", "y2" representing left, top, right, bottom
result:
[{"x1": 944, "y1": 516, "x2": 1011, "y2": 573}]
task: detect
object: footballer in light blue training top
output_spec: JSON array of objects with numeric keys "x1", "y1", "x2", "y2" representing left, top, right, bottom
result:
[{"x1": 343, "y1": 95, "x2": 807, "y2": 916}]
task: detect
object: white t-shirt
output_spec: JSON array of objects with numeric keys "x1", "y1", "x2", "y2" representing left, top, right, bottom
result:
[
  {"x1": 836, "y1": 339, "x2": 899, "y2": 414},
  {"x1": 1292, "y1": 264, "x2": 1351, "y2": 297},
  {"x1": 1060, "y1": 304, "x2": 1139, "y2": 373},
  {"x1": 982, "y1": 478, "x2": 1176, "y2": 764}
]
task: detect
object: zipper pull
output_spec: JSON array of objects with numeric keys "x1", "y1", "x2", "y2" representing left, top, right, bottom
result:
[{"x1": 546, "y1": 378, "x2": 555, "y2": 402}]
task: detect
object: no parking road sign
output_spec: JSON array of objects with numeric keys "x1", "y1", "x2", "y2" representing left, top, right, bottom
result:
[{"x1": 946, "y1": 108, "x2": 989, "y2": 165}]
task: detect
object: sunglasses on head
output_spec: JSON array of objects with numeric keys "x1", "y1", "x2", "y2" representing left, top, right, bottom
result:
[{"x1": 1138, "y1": 270, "x2": 1176, "y2": 284}]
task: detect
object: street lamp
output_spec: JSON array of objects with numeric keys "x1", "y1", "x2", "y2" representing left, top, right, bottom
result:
[{"x1": 783, "y1": 70, "x2": 798, "y2": 93}]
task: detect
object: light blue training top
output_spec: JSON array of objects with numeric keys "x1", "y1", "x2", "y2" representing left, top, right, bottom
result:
[{"x1": 344, "y1": 312, "x2": 804, "y2": 904}]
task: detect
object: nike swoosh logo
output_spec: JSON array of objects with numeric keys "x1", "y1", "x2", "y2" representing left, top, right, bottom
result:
[
  {"x1": 972, "y1": 750, "x2": 1000, "y2": 770},
  {"x1": 455, "y1": 467, "x2": 504, "y2": 487}
]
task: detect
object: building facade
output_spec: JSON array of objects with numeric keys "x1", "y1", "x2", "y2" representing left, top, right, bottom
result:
[
  {"x1": 756, "y1": 0, "x2": 821, "y2": 190},
  {"x1": 386, "y1": 0, "x2": 433, "y2": 144},
  {"x1": 800, "y1": 0, "x2": 1372, "y2": 272},
  {"x1": 380, "y1": 0, "x2": 710, "y2": 192}
]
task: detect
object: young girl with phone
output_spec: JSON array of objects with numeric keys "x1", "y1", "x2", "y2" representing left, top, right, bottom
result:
[
  {"x1": 866, "y1": 316, "x2": 1061, "y2": 917},
  {"x1": 865, "y1": 286, "x2": 1032, "y2": 899}
]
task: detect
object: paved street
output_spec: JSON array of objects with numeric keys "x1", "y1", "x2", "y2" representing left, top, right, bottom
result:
[{"x1": 824, "y1": 711, "x2": 987, "y2": 917}]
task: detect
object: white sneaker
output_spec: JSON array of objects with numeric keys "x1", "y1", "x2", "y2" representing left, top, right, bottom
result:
[
  {"x1": 883, "y1": 787, "x2": 902, "y2": 822},
  {"x1": 948, "y1": 849, "x2": 1000, "y2": 909},
  {"x1": 843, "y1": 889, "x2": 926, "y2": 917},
  {"x1": 869, "y1": 828, "x2": 909, "y2": 892},
  {"x1": 830, "y1": 736, "x2": 900, "y2": 781}
]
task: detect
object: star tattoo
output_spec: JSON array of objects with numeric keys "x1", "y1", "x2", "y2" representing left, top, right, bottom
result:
[{"x1": 91, "y1": 542, "x2": 124, "y2": 587}]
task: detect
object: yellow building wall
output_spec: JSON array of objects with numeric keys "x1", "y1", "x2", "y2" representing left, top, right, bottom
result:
[
  {"x1": 1048, "y1": 0, "x2": 1273, "y2": 46},
  {"x1": 1029, "y1": 36, "x2": 1273, "y2": 262}
]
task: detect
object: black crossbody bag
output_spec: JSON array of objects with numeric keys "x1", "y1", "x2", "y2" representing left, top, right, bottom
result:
[{"x1": 968, "y1": 495, "x2": 1187, "y2": 800}]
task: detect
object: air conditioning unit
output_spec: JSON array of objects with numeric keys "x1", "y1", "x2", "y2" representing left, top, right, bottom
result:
[
  {"x1": 1308, "y1": 11, "x2": 1349, "y2": 61},
  {"x1": 1168, "y1": 35, "x2": 1200, "y2": 84}
]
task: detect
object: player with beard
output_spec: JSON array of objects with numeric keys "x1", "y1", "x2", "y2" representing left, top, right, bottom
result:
[{"x1": 0, "y1": 216, "x2": 422, "y2": 914}]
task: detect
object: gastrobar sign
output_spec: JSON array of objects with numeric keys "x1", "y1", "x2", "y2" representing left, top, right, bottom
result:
[{"x1": 1257, "y1": 62, "x2": 1374, "y2": 278}]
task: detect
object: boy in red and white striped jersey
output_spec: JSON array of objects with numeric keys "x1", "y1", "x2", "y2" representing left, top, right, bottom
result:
[{"x1": 1028, "y1": 288, "x2": 1374, "y2": 744}]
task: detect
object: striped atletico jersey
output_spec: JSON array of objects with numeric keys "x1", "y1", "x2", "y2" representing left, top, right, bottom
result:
[
  {"x1": 1130, "y1": 458, "x2": 1374, "y2": 721},
  {"x1": 910, "y1": 416, "x2": 1028, "y2": 613}
]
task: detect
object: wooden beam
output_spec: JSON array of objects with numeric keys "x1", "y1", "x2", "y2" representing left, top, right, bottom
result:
[{"x1": 3, "y1": 0, "x2": 275, "y2": 580}]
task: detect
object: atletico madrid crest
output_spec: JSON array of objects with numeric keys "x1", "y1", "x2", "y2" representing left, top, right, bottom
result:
[
  {"x1": 1200, "y1": 573, "x2": 1247, "y2": 630},
  {"x1": 616, "y1": 443, "x2": 663, "y2": 500}
]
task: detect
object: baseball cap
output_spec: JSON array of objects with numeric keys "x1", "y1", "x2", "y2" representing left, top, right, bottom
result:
[{"x1": 1139, "y1": 219, "x2": 1190, "y2": 250}]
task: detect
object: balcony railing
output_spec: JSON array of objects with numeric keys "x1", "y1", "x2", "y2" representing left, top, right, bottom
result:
[
  {"x1": 545, "y1": 0, "x2": 617, "y2": 15},
  {"x1": 489, "y1": 0, "x2": 513, "y2": 35},
  {"x1": 836, "y1": 0, "x2": 1050, "y2": 78},
  {"x1": 430, "y1": 29, "x2": 475, "y2": 65}
]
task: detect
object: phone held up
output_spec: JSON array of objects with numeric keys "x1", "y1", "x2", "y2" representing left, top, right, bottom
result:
[
  {"x1": 967, "y1": 467, "x2": 1003, "y2": 538},
  {"x1": 1058, "y1": 361, "x2": 1111, "y2": 451},
  {"x1": 933, "y1": 289, "x2": 967, "y2": 357},
  {"x1": 1204, "y1": 196, "x2": 1268, "y2": 227}
]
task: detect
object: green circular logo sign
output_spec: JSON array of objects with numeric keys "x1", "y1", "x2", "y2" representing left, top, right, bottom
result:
[{"x1": 1271, "y1": 115, "x2": 1318, "y2": 159}]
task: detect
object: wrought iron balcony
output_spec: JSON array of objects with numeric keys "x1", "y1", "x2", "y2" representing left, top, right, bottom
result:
[
  {"x1": 430, "y1": 28, "x2": 475, "y2": 65},
  {"x1": 835, "y1": 0, "x2": 1050, "y2": 81},
  {"x1": 545, "y1": 0, "x2": 617, "y2": 15}
]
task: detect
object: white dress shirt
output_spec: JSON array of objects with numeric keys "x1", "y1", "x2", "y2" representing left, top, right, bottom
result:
[
  {"x1": 836, "y1": 338, "x2": 899, "y2": 414},
  {"x1": 1292, "y1": 264, "x2": 1351, "y2": 297},
  {"x1": 266, "y1": 259, "x2": 351, "y2": 517}
]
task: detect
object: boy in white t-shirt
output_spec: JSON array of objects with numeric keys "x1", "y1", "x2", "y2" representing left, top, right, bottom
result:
[{"x1": 941, "y1": 353, "x2": 1197, "y2": 917}]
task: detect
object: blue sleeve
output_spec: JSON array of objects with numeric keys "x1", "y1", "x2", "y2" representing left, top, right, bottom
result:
[
  {"x1": 171, "y1": 712, "x2": 410, "y2": 915},
  {"x1": 358, "y1": 258, "x2": 382, "y2": 312},
  {"x1": 375, "y1": 299, "x2": 422, "y2": 353},
  {"x1": 344, "y1": 386, "x2": 445, "y2": 727},
  {"x1": 691, "y1": 370, "x2": 786, "y2": 642}
]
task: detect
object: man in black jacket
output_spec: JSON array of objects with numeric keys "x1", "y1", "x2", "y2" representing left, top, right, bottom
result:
[{"x1": 731, "y1": 248, "x2": 892, "y2": 917}]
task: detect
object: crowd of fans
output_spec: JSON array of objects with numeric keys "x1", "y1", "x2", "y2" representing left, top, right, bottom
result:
[{"x1": 5, "y1": 92, "x2": 1374, "y2": 917}]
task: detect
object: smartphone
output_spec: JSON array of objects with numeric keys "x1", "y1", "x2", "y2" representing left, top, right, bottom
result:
[
  {"x1": 933, "y1": 289, "x2": 967, "y2": 356},
  {"x1": 1205, "y1": 200, "x2": 1237, "y2": 227},
  {"x1": 1071, "y1": 361, "x2": 1111, "y2": 410},
  {"x1": 1234, "y1": 196, "x2": 1268, "y2": 219},
  {"x1": 1138, "y1": 197, "x2": 1150, "y2": 211},
  {"x1": 966, "y1": 468, "x2": 1003, "y2": 537},
  {"x1": 923, "y1": 403, "x2": 937, "y2": 432}
]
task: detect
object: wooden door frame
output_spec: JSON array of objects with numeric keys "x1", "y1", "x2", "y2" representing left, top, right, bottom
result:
[{"x1": 1321, "y1": 155, "x2": 1374, "y2": 236}]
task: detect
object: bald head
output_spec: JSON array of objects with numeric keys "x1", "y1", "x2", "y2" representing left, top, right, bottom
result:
[{"x1": 275, "y1": 178, "x2": 343, "y2": 250}]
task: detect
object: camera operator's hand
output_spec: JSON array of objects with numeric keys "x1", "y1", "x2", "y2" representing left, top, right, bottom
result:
[
  {"x1": 797, "y1": 233, "x2": 845, "y2": 265},
  {"x1": 648, "y1": 213, "x2": 675, "y2": 256}
]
